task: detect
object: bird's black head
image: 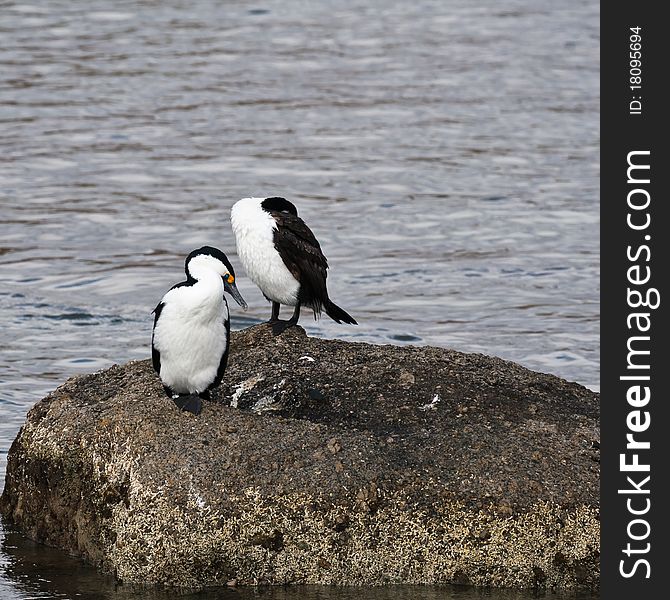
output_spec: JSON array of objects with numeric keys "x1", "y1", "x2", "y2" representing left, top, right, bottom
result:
[
  {"x1": 184, "y1": 246, "x2": 247, "y2": 308},
  {"x1": 261, "y1": 196, "x2": 298, "y2": 216},
  {"x1": 185, "y1": 246, "x2": 236, "y2": 278}
]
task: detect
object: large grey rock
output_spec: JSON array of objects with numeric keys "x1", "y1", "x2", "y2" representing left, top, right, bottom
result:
[{"x1": 1, "y1": 325, "x2": 599, "y2": 590}]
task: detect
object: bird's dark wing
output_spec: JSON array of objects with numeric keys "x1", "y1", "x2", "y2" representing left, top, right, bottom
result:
[
  {"x1": 169, "y1": 278, "x2": 194, "y2": 291},
  {"x1": 210, "y1": 317, "x2": 231, "y2": 392},
  {"x1": 151, "y1": 302, "x2": 164, "y2": 375},
  {"x1": 270, "y1": 211, "x2": 329, "y2": 309}
]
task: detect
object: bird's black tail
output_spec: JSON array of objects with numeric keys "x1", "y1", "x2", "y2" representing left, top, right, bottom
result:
[{"x1": 324, "y1": 300, "x2": 357, "y2": 325}]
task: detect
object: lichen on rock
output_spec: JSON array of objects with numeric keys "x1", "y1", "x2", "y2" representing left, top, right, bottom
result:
[{"x1": 0, "y1": 325, "x2": 600, "y2": 590}]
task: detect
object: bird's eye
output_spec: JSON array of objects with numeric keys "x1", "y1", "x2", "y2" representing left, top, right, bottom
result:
[{"x1": 225, "y1": 274, "x2": 234, "y2": 284}]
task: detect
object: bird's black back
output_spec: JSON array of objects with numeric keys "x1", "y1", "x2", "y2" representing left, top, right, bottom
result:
[{"x1": 268, "y1": 209, "x2": 330, "y2": 314}]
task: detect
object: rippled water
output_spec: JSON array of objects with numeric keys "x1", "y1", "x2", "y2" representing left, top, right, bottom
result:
[{"x1": 1, "y1": 0, "x2": 598, "y2": 598}]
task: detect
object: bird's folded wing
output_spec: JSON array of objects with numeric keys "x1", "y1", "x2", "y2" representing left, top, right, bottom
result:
[{"x1": 270, "y1": 211, "x2": 329, "y2": 299}]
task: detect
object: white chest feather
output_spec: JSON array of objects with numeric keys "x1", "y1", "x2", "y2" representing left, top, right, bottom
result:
[
  {"x1": 153, "y1": 274, "x2": 229, "y2": 394},
  {"x1": 230, "y1": 197, "x2": 300, "y2": 305}
]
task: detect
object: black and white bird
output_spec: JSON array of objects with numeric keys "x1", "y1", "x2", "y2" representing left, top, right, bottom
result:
[
  {"x1": 230, "y1": 196, "x2": 357, "y2": 335},
  {"x1": 151, "y1": 246, "x2": 247, "y2": 415}
]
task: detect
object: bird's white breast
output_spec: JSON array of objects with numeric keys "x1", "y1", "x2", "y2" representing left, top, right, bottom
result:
[
  {"x1": 153, "y1": 274, "x2": 228, "y2": 394},
  {"x1": 230, "y1": 197, "x2": 300, "y2": 305}
]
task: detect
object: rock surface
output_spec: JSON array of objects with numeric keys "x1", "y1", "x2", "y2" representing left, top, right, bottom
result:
[{"x1": 1, "y1": 325, "x2": 600, "y2": 590}]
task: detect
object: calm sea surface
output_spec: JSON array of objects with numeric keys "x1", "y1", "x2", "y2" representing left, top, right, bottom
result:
[{"x1": 1, "y1": 0, "x2": 598, "y2": 598}]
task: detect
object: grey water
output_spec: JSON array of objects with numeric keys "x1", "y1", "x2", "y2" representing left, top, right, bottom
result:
[{"x1": 0, "y1": 0, "x2": 598, "y2": 598}]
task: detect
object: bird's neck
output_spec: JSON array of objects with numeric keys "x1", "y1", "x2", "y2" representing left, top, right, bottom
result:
[{"x1": 187, "y1": 268, "x2": 226, "y2": 310}]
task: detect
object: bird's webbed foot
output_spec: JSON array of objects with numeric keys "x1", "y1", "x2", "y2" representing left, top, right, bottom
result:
[{"x1": 172, "y1": 394, "x2": 203, "y2": 415}]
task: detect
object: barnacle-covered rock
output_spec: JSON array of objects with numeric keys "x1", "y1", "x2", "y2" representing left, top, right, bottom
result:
[{"x1": 0, "y1": 325, "x2": 599, "y2": 590}]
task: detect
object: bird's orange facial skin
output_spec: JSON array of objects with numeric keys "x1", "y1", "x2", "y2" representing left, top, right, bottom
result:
[{"x1": 225, "y1": 274, "x2": 235, "y2": 284}]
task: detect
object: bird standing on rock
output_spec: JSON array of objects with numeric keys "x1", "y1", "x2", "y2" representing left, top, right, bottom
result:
[
  {"x1": 230, "y1": 196, "x2": 357, "y2": 335},
  {"x1": 151, "y1": 246, "x2": 247, "y2": 415}
]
